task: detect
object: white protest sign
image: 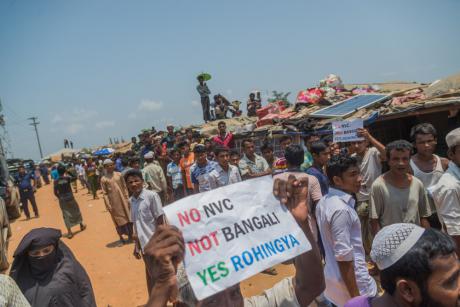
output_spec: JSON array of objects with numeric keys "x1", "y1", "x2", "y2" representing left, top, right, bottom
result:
[
  {"x1": 163, "y1": 176, "x2": 311, "y2": 300},
  {"x1": 332, "y1": 119, "x2": 364, "y2": 143}
]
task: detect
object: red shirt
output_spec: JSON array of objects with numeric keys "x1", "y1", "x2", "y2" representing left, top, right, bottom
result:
[{"x1": 212, "y1": 132, "x2": 234, "y2": 149}]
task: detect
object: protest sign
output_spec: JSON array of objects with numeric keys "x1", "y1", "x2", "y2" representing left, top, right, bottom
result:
[
  {"x1": 163, "y1": 176, "x2": 311, "y2": 300},
  {"x1": 332, "y1": 119, "x2": 364, "y2": 143}
]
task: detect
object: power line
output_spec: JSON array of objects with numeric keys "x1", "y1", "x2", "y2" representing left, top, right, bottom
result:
[{"x1": 28, "y1": 117, "x2": 44, "y2": 158}]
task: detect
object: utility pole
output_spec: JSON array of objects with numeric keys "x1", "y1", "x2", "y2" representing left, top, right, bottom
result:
[{"x1": 28, "y1": 117, "x2": 43, "y2": 158}]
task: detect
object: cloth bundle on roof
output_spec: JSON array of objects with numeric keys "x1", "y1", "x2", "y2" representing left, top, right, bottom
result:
[
  {"x1": 256, "y1": 112, "x2": 296, "y2": 128},
  {"x1": 296, "y1": 88, "x2": 324, "y2": 104},
  {"x1": 424, "y1": 72, "x2": 460, "y2": 98}
]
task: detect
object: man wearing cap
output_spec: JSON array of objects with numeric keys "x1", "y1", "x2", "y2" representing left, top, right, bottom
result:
[
  {"x1": 345, "y1": 223, "x2": 459, "y2": 307},
  {"x1": 100, "y1": 159, "x2": 133, "y2": 244},
  {"x1": 142, "y1": 151, "x2": 168, "y2": 203},
  {"x1": 430, "y1": 127, "x2": 460, "y2": 256},
  {"x1": 190, "y1": 144, "x2": 218, "y2": 193}
]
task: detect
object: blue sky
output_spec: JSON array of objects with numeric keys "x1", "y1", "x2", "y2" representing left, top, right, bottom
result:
[{"x1": 1, "y1": 0, "x2": 459, "y2": 160}]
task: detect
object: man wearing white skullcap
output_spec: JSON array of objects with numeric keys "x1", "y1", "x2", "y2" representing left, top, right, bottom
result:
[
  {"x1": 430, "y1": 127, "x2": 460, "y2": 257},
  {"x1": 101, "y1": 157, "x2": 133, "y2": 244},
  {"x1": 345, "y1": 224, "x2": 459, "y2": 307}
]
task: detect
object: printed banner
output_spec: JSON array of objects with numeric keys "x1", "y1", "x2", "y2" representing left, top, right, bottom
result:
[
  {"x1": 163, "y1": 176, "x2": 311, "y2": 300},
  {"x1": 332, "y1": 119, "x2": 364, "y2": 143}
]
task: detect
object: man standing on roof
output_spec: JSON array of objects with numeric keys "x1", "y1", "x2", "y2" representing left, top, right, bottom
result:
[
  {"x1": 410, "y1": 123, "x2": 448, "y2": 230},
  {"x1": 212, "y1": 121, "x2": 234, "y2": 149},
  {"x1": 247, "y1": 92, "x2": 261, "y2": 117},
  {"x1": 196, "y1": 75, "x2": 211, "y2": 123}
]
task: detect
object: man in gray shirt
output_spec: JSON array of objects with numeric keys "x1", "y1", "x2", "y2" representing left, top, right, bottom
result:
[
  {"x1": 350, "y1": 128, "x2": 386, "y2": 255},
  {"x1": 196, "y1": 75, "x2": 211, "y2": 123},
  {"x1": 370, "y1": 140, "x2": 431, "y2": 236},
  {"x1": 124, "y1": 169, "x2": 165, "y2": 297}
]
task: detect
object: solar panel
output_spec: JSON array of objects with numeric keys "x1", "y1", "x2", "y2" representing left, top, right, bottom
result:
[{"x1": 310, "y1": 94, "x2": 389, "y2": 118}]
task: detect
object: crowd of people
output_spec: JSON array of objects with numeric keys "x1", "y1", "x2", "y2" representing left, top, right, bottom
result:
[{"x1": 1, "y1": 120, "x2": 460, "y2": 307}]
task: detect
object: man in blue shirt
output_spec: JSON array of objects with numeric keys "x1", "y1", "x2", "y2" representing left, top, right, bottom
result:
[
  {"x1": 190, "y1": 144, "x2": 217, "y2": 193},
  {"x1": 14, "y1": 165, "x2": 39, "y2": 220},
  {"x1": 306, "y1": 141, "x2": 331, "y2": 195}
]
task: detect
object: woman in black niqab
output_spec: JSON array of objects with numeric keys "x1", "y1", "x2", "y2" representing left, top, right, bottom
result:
[{"x1": 10, "y1": 228, "x2": 96, "y2": 307}]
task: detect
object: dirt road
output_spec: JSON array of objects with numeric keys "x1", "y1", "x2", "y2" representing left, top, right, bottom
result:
[{"x1": 6, "y1": 183, "x2": 295, "y2": 307}]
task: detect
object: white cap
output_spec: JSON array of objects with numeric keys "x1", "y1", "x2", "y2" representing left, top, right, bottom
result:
[
  {"x1": 446, "y1": 128, "x2": 460, "y2": 149},
  {"x1": 103, "y1": 159, "x2": 114, "y2": 165},
  {"x1": 144, "y1": 151, "x2": 154, "y2": 159},
  {"x1": 371, "y1": 223, "x2": 425, "y2": 270}
]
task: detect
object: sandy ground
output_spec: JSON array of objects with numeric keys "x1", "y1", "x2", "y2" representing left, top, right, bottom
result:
[{"x1": 6, "y1": 182, "x2": 295, "y2": 307}]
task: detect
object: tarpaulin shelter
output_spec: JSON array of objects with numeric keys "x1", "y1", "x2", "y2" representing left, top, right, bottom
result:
[
  {"x1": 93, "y1": 148, "x2": 115, "y2": 156},
  {"x1": 43, "y1": 148, "x2": 79, "y2": 162}
]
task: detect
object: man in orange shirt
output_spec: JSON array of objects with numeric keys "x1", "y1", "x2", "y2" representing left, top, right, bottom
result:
[{"x1": 178, "y1": 141, "x2": 195, "y2": 196}]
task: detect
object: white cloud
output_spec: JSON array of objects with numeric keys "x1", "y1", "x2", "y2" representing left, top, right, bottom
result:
[
  {"x1": 191, "y1": 100, "x2": 200, "y2": 107},
  {"x1": 95, "y1": 120, "x2": 115, "y2": 129},
  {"x1": 51, "y1": 114, "x2": 63, "y2": 124},
  {"x1": 138, "y1": 99, "x2": 163, "y2": 111},
  {"x1": 66, "y1": 123, "x2": 84, "y2": 134},
  {"x1": 226, "y1": 89, "x2": 233, "y2": 96},
  {"x1": 51, "y1": 108, "x2": 99, "y2": 135}
]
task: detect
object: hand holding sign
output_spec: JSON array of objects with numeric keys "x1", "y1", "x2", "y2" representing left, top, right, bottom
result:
[
  {"x1": 145, "y1": 176, "x2": 324, "y2": 307},
  {"x1": 144, "y1": 225, "x2": 185, "y2": 304},
  {"x1": 273, "y1": 175, "x2": 309, "y2": 224},
  {"x1": 160, "y1": 176, "x2": 312, "y2": 301},
  {"x1": 356, "y1": 127, "x2": 370, "y2": 141},
  {"x1": 332, "y1": 119, "x2": 364, "y2": 143}
]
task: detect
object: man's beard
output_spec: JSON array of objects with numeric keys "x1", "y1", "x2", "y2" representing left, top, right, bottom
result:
[{"x1": 419, "y1": 290, "x2": 459, "y2": 307}]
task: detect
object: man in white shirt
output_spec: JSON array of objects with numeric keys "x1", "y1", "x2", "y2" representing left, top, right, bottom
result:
[
  {"x1": 316, "y1": 154, "x2": 377, "y2": 306},
  {"x1": 430, "y1": 127, "x2": 460, "y2": 257},
  {"x1": 124, "y1": 169, "x2": 165, "y2": 297},
  {"x1": 208, "y1": 146, "x2": 242, "y2": 189}
]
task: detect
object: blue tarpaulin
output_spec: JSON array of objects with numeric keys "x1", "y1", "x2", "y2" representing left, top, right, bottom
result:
[{"x1": 93, "y1": 148, "x2": 114, "y2": 156}]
